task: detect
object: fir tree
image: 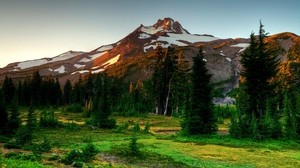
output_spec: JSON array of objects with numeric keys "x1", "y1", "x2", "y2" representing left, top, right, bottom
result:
[
  {"x1": 237, "y1": 22, "x2": 281, "y2": 138},
  {"x1": 27, "y1": 106, "x2": 37, "y2": 129},
  {"x1": 2, "y1": 75, "x2": 15, "y2": 105},
  {"x1": 8, "y1": 96, "x2": 21, "y2": 131},
  {"x1": 30, "y1": 71, "x2": 42, "y2": 105},
  {"x1": 63, "y1": 79, "x2": 72, "y2": 105},
  {"x1": 0, "y1": 89, "x2": 9, "y2": 131},
  {"x1": 91, "y1": 73, "x2": 115, "y2": 128},
  {"x1": 182, "y1": 49, "x2": 217, "y2": 135}
]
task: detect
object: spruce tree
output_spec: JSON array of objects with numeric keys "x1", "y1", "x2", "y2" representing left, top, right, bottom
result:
[
  {"x1": 92, "y1": 73, "x2": 115, "y2": 128},
  {"x1": 2, "y1": 75, "x2": 15, "y2": 105},
  {"x1": 237, "y1": 22, "x2": 281, "y2": 138},
  {"x1": 63, "y1": 79, "x2": 72, "y2": 105},
  {"x1": 182, "y1": 49, "x2": 217, "y2": 135},
  {"x1": 0, "y1": 89, "x2": 9, "y2": 131},
  {"x1": 27, "y1": 106, "x2": 37, "y2": 129},
  {"x1": 8, "y1": 96, "x2": 21, "y2": 131}
]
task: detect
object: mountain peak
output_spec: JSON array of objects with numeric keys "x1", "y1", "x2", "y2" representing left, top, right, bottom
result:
[{"x1": 139, "y1": 17, "x2": 189, "y2": 34}]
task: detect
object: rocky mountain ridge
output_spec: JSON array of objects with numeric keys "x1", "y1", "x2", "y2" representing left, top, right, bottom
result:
[{"x1": 0, "y1": 18, "x2": 299, "y2": 90}]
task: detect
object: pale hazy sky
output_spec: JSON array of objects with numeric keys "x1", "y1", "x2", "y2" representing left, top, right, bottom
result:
[{"x1": 0, "y1": 0, "x2": 299, "y2": 68}]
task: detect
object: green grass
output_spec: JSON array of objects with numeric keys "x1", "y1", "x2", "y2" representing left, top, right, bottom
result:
[
  {"x1": 1, "y1": 111, "x2": 300, "y2": 167},
  {"x1": 0, "y1": 157, "x2": 48, "y2": 168}
]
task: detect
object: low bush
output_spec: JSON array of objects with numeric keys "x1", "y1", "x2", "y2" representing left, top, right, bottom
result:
[
  {"x1": 5, "y1": 152, "x2": 41, "y2": 162},
  {"x1": 40, "y1": 110, "x2": 61, "y2": 128},
  {"x1": 143, "y1": 122, "x2": 151, "y2": 133},
  {"x1": 62, "y1": 143, "x2": 99, "y2": 165},
  {"x1": 66, "y1": 104, "x2": 83, "y2": 113},
  {"x1": 34, "y1": 137, "x2": 51, "y2": 153},
  {"x1": 132, "y1": 123, "x2": 141, "y2": 132},
  {"x1": 129, "y1": 134, "x2": 140, "y2": 156},
  {"x1": 15, "y1": 126, "x2": 33, "y2": 146}
]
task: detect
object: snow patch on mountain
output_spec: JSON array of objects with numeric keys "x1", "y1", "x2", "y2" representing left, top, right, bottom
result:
[
  {"x1": 92, "y1": 69, "x2": 104, "y2": 74},
  {"x1": 96, "y1": 45, "x2": 113, "y2": 52},
  {"x1": 79, "y1": 51, "x2": 108, "y2": 63},
  {"x1": 74, "y1": 64, "x2": 85, "y2": 68},
  {"x1": 52, "y1": 51, "x2": 84, "y2": 62},
  {"x1": 54, "y1": 65, "x2": 65, "y2": 74},
  {"x1": 157, "y1": 33, "x2": 218, "y2": 46},
  {"x1": 231, "y1": 43, "x2": 250, "y2": 53},
  {"x1": 17, "y1": 59, "x2": 49, "y2": 70},
  {"x1": 78, "y1": 58, "x2": 90, "y2": 63},
  {"x1": 141, "y1": 26, "x2": 164, "y2": 35},
  {"x1": 71, "y1": 70, "x2": 89, "y2": 75},
  {"x1": 16, "y1": 51, "x2": 83, "y2": 70},
  {"x1": 139, "y1": 33, "x2": 151, "y2": 39}
]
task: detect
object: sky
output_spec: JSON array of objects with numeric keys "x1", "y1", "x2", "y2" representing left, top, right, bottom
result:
[{"x1": 0, "y1": 0, "x2": 299, "y2": 68}]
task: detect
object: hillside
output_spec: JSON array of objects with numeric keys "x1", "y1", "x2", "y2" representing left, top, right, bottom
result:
[{"x1": 1, "y1": 18, "x2": 299, "y2": 90}]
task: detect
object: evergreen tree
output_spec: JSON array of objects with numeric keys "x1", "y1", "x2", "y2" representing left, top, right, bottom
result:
[
  {"x1": 182, "y1": 49, "x2": 217, "y2": 135},
  {"x1": 63, "y1": 79, "x2": 72, "y2": 105},
  {"x1": 54, "y1": 77, "x2": 62, "y2": 105},
  {"x1": 91, "y1": 73, "x2": 115, "y2": 128},
  {"x1": 0, "y1": 89, "x2": 9, "y2": 131},
  {"x1": 236, "y1": 22, "x2": 281, "y2": 138},
  {"x1": 151, "y1": 46, "x2": 178, "y2": 115},
  {"x1": 27, "y1": 106, "x2": 37, "y2": 129},
  {"x1": 8, "y1": 96, "x2": 21, "y2": 131},
  {"x1": 30, "y1": 71, "x2": 42, "y2": 105},
  {"x1": 2, "y1": 75, "x2": 15, "y2": 105},
  {"x1": 151, "y1": 45, "x2": 166, "y2": 115}
]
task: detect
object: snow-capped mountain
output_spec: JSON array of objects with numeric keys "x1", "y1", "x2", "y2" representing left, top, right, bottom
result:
[{"x1": 0, "y1": 17, "x2": 299, "y2": 87}]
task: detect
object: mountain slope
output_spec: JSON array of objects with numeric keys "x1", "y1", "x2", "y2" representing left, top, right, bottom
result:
[{"x1": 0, "y1": 18, "x2": 299, "y2": 89}]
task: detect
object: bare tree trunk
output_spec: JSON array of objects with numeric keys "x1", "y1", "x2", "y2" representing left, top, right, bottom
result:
[{"x1": 164, "y1": 79, "x2": 172, "y2": 116}]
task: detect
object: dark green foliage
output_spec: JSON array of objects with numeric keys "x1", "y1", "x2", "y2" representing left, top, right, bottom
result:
[
  {"x1": 40, "y1": 110, "x2": 61, "y2": 128},
  {"x1": 34, "y1": 137, "x2": 51, "y2": 153},
  {"x1": 30, "y1": 71, "x2": 42, "y2": 106},
  {"x1": 4, "y1": 152, "x2": 41, "y2": 162},
  {"x1": 8, "y1": 97, "x2": 21, "y2": 131},
  {"x1": 64, "y1": 122, "x2": 81, "y2": 132},
  {"x1": 151, "y1": 46, "x2": 188, "y2": 116},
  {"x1": 182, "y1": 49, "x2": 217, "y2": 135},
  {"x1": 66, "y1": 103, "x2": 83, "y2": 113},
  {"x1": 15, "y1": 126, "x2": 33, "y2": 146},
  {"x1": 62, "y1": 143, "x2": 99, "y2": 165},
  {"x1": 214, "y1": 105, "x2": 237, "y2": 123},
  {"x1": 129, "y1": 134, "x2": 140, "y2": 156},
  {"x1": 91, "y1": 73, "x2": 116, "y2": 129},
  {"x1": 2, "y1": 75, "x2": 15, "y2": 105},
  {"x1": 132, "y1": 123, "x2": 141, "y2": 132},
  {"x1": 63, "y1": 79, "x2": 72, "y2": 105},
  {"x1": 231, "y1": 22, "x2": 281, "y2": 139},
  {"x1": 0, "y1": 89, "x2": 9, "y2": 131},
  {"x1": 143, "y1": 122, "x2": 151, "y2": 133},
  {"x1": 27, "y1": 106, "x2": 37, "y2": 129}
]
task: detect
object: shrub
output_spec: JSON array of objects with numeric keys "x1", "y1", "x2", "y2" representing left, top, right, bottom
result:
[
  {"x1": 62, "y1": 143, "x2": 99, "y2": 165},
  {"x1": 66, "y1": 104, "x2": 83, "y2": 113},
  {"x1": 15, "y1": 126, "x2": 33, "y2": 146},
  {"x1": 34, "y1": 137, "x2": 51, "y2": 153},
  {"x1": 115, "y1": 123, "x2": 129, "y2": 133},
  {"x1": 5, "y1": 152, "x2": 41, "y2": 161},
  {"x1": 40, "y1": 110, "x2": 61, "y2": 128},
  {"x1": 64, "y1": 122, "x2": 80, "y2": 132},
  {"x1": 129, "y1": 134, "x2": 140, "y2": 156},
  {"x1": 143, "y1": 122, "x2": 150, "y2": 133},
  {"x1": 100, "y1": 119, "x2": 116, "y2": 129},
  {"x1": 132, "y1": 123, "x2": 140, "y2": 132}
]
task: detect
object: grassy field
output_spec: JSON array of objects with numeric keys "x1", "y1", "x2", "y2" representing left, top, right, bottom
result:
[{"x1": 1, "y1": 109, "x2": 300, "y2": 168}]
